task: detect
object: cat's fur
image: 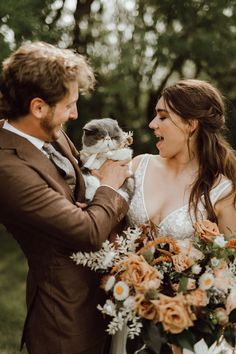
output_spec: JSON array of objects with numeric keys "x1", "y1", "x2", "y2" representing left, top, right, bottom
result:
[{"x1": 80, "y1": 118, "x2": 134, "y2": 202}]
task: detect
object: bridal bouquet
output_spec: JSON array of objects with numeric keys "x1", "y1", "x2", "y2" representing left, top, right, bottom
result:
[{"x1": 71, "y1": 221, "x2": 236, "y2": 354}]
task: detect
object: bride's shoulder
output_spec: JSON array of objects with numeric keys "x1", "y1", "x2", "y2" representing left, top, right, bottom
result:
[{"x1": 132, "y1": 153, "x2": 161, "y2": 173}]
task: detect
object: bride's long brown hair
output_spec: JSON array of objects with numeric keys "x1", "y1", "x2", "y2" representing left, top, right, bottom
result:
[{"x1": 161, "y1": 79, "x2": 236, "y2": 223}]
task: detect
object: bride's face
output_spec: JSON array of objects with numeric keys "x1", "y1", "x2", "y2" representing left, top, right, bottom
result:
[{"x1": 149, "y1": 96, "x2": 195, "y2": 159}]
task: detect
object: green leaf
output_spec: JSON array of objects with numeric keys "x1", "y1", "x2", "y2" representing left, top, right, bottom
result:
[
  {"x1": 178, "y1": 276, "x2": 188, "y2": 293},
  {"x1": 229, "y1": 309, "x2": 236, "y2": 323},
  {"x1": 224, "y1": 325, "x2": 236, "y2": 348},
  {"x1": 142, "y1": 321, "x2": 163, "y2": 354},
  {"x1": 174, "y1": 330, "x2": 196, "y2": 351},
  {"x1": 126, "y1": 336, "x2": 145, "y2": 354}
]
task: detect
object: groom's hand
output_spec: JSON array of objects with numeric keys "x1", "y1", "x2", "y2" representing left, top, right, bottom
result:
[{"x1": 91, "y1": 159, "x2": 131, "y2": 190}]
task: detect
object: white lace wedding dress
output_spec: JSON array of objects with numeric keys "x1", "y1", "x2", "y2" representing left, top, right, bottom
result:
[{"x1": 110, "y1": 154, "x2": 233, "y2": 354}]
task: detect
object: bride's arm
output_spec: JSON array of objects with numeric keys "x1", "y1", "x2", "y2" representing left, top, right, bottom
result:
[{"x1": 215, "y1": 192, "x2": 236, "y2": 235}]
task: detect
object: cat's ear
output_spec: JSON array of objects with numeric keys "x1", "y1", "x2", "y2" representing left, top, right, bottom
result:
[{"x1": 83, "y1": 126, "x2": 98, "y2": 135}]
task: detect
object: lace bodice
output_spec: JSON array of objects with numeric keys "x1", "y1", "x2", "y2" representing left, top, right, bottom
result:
[{"x1": 128, "y1": 154, "x2": 232, "y2": 240}]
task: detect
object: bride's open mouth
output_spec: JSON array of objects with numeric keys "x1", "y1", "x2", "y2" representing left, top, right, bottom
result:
[{"x1": 156, "y1": 135, "x2": 164, "y2": 148}]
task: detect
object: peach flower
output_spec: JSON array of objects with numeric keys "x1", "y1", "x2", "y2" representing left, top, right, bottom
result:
[
  {"x1": 134, "y1": 293, "x2": 159, "y2": 323},
  {"x1": 226, "y1": 239, "x2": 236, "y2": 249},
  {"x1": 120, "y1": 254, "x2": 161, "y2": 292},
  {"x1": 176, "y1": 239, "x2": 204, "y2": 261},
  {"x1": 185, "y1": 289, "x2": 209, "y2": 307},
  {"x1": 172, "y1": 254, "x2": 193, "y2": 272},
  {"x1": 193, "y1": 220, "x2": 221, "y2": 242},
  {"x1": 157, "y1": 293, "x2": 195, "y2": 334},
  {"x1": 213, "y1": 262, "x2": 232, "y2": 292}
]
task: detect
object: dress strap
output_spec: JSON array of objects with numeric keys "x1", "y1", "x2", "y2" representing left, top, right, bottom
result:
[{"x1": 210, "y1": 179, "x2": 232, "y2": 205}]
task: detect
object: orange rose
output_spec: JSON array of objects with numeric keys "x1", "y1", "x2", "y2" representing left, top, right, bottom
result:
[
  {"x1": 172, "y1": 254, "x2": 193, "y2": 272},
  {"x1": 134, "y1": 293, "x2": 159, "y2": 323},
  {"x1": 185, "y1": 289, "x2": 209, "y2": 307},
  {"x1": 157, "y1": 293, "x2": 195, "y2": 334},
  {"x1": 176, "y1": 239, "x2": 204, "y2": 261},
  {"x1": 226, "y1": 240, "x2": 236, "y2": 249},
  {"x1": 120, "y1": 254, "x2": 161, "y2": 292},
  {"x1": 193, "y1": 220, "x2": 221, "y2": 242}
]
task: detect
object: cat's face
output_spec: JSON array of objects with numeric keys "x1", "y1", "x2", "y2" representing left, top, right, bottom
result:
[{"x1": 82, "y1": 118, "x2": 125, "y2": 153}]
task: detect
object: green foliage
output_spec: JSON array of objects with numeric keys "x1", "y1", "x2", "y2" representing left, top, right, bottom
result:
[{"x1": 0, "y1": 225, "x2": 27, "y2": 354}]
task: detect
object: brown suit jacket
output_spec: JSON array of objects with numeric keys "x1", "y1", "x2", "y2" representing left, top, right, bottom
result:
[{"x1": 0, "y1": 121, "x2": 128, "y2": 354}]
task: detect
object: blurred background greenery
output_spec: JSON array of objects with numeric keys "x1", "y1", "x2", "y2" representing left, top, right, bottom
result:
[
  {"x1": 1, "y1": 0, "x2": 236, "y2": 154},
  {"x1": 0, "y1": 225, "x2": 27, "y2": 353},
  {"x1": 1, "y1": 0, "x2": 236, "y2": 352}
]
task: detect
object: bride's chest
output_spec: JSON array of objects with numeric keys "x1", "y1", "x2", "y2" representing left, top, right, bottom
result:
[{"x1": 144, "y1": 176, "x2": 191, "y2": 225}]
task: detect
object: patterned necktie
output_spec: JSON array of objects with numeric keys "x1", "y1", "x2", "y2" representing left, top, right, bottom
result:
[{"x1": 43, "y1": 143, "x2": 76, "y2": 192}]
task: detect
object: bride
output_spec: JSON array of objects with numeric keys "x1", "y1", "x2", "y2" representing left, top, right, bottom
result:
[{"x1": 110, "y1": 79, "x2": 236, "y2": 354}]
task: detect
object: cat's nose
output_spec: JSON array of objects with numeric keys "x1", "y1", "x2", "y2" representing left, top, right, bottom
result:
[{"x1": 104, "y1": 136, "x2": 111, "y2": 141}]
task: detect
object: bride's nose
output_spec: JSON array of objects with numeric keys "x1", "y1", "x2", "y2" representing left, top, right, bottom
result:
[{"x1": 149, "y1": 116, "x2": 158, "y2": 129}]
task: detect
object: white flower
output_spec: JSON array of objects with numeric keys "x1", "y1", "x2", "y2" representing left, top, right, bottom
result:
[
  {"x1": 192, "y1": 264, "x2": 202, "y2": 274},
  {"x1": 199, "y1": 272, "x2": 215, "y2": 290},
  {"x1": 213, "y1": 236, "x2": 227, "y2": 248},
  {"x1": 123, "y1": 296, "x2": 135, "y2": 309},
  {"x1": 98, "y1": 299, "x2": 116, "y2": 316},
  {"x1": 113, "y1": 281, "x2": 130, "y2": 301},
  {"x1": 104, "y1": 276, "x2": 116, "y2": 292},
  {"x1": 211, "y1": 257, "x2": 220, "y2": 267},
  {"x1": 103, "y1": 251, "x2": 116, "y2": 267}
]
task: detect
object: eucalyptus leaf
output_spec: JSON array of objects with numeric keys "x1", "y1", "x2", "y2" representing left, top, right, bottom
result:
[
  {"x1": 127, "y1": 335, "x2": 145, "y2": 354},
  {"x1": 178, "y1": 276, "x2": 188, "y2": 293},
  {"x1": 229, "y1": 309, "x2": 236, "y2": 323},
  {"x1": 224, "y1": 325, "x2": 236, "y2": 348},
  {"x1": 142, "y1": 320, "x2": 162, "y2": 354},
  {"x1": 174, "y1": 330, "x2": 195, "y2": 351}
]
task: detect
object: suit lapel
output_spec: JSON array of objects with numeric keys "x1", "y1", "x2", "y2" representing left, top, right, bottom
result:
[
  {"x1": 54, "y1": 134, "x2": 86, "y2": 202},
  {"x1": 0, "y1": 127, "x2": 75, "y2": 203}
]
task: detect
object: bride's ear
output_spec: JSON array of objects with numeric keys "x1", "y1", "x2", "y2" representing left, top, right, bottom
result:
[{"x1": 188, "y1": 119, "x2": 198, "y2": 137}]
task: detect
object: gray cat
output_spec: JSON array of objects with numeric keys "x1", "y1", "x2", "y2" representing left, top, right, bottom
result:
[{"x1": 80, "y1": 118, "x2": 134, "y2": 201}]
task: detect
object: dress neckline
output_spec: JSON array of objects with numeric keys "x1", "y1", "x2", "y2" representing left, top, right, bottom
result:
[
  {"x1": 142, "y1": 174, "x2": 232, "y2": 227},
  {"x1": 159, "y1": 203, "x2": 189, "y2": 226}
]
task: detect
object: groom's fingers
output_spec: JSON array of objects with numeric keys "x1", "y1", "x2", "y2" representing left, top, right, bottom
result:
[
  {"x1": 75, "y1": 201, "x2": 88, "y2": 209},
  {"x1": 118, "y1": 158, "x2": 131, "y2": 166},
  {"x1": 91, "y1": 159, "x2": 131, "y2": 179}
]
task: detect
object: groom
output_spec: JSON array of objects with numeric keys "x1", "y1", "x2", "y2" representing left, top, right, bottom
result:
[{"x1": 0, "y1": 42, "x2": 129, "y2": 354}]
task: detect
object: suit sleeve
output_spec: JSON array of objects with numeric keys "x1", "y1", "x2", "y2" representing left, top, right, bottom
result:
[{"x1": 0, "y1": 160, "x2": 128, "y2": 252}]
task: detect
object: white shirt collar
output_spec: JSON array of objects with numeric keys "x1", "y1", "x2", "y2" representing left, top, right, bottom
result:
[{"x1": 3, "y1": 120, "x2": 44, "y2": 151}]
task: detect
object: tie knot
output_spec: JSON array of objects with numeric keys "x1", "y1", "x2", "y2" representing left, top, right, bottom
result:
[
  {"x1": 42, "y1": 142, "x2": 76, "y2": 192},
  {"x1": 43, "y1": 143, "x2": 55, "y2": 155}
]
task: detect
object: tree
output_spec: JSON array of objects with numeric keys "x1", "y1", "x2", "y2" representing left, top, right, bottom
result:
[{"x1": 1, "y1": 0, "x2": 236, "y2": 153}]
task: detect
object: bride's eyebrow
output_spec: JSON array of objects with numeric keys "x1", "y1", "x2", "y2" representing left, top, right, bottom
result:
[{"x1": 156, "y1": 108, "x2": 169, "y2": 114}]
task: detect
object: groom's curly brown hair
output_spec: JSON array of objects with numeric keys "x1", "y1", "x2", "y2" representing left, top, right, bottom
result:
[{"x1": 0, "y1": 41, "x2": 95, "y2": 120}]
